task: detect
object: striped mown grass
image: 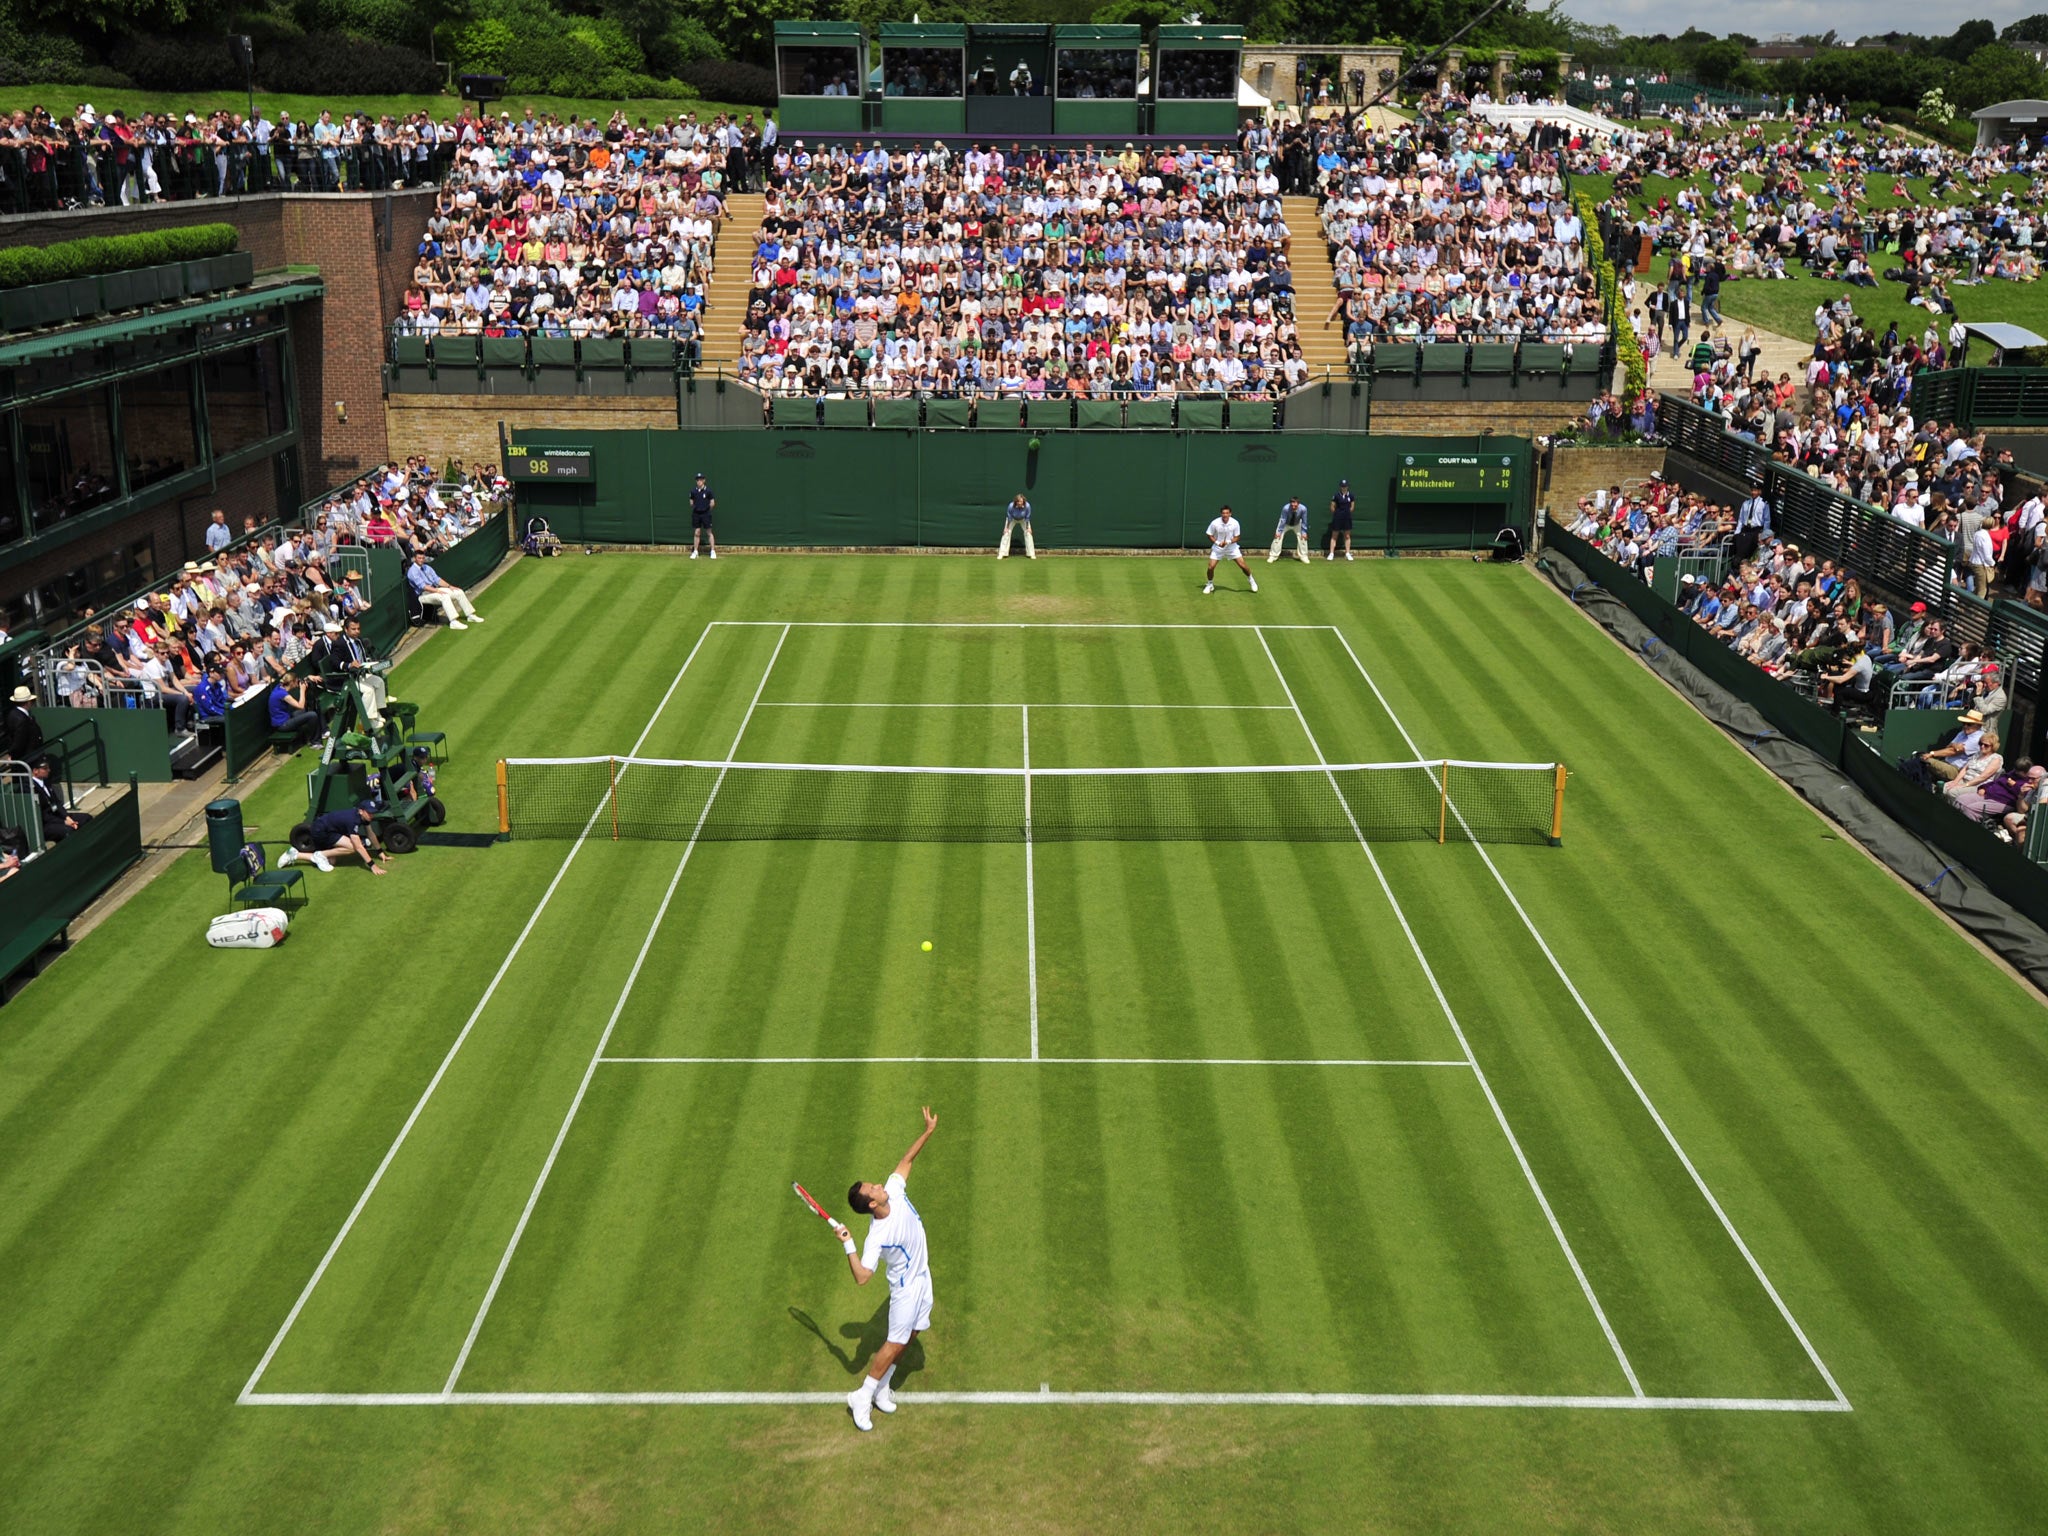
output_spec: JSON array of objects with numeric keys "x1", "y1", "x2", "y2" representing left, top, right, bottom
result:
[{"x1": 0, "y1": 553, "x2": 2041, "y2": 1535}]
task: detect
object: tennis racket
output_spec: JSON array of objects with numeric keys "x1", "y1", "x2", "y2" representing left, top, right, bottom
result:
[{"x1": 793, "y1": 1182, "x2": 838, "y2": 1225}]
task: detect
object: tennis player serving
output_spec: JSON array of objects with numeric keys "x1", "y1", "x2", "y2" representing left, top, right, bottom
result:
[{"x1": 829, "y1": 1105, "x2": 939, "y2": 1431}]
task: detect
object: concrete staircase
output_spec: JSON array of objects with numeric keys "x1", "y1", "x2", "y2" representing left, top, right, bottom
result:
[
  {"x1": 698, "y1": 191, "x2": 763, "y2": 373},
  {"x1": 1283, "y1": 195, "x2": 1347, "y2": 379}
]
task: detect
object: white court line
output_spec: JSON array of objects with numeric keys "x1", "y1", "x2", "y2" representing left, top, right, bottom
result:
[
  {"x1": 1326, "y1": 625, "x2": 1851, "y2": 1409},
  {"x1": 1255, "y1": 628, "x2": 1645, "y2": 1400},
  {"x1": 598, "y1": 1056, "x2": 1474, "y2": 1067},
  {"x1": 1022, "y1": 703, "x2": 1040, "y2": 1060},
  {"x1": 243, "y1": 1389, "x2": 1849, "y2": 1413},
  {"x1": 755, "y1": 702, "x2": 1294, "y2": 710},
  {"x1": 237, "y1": 620, "x2": 728, "y2": 1406},
  {"x1": 440, "y1": 624, "x2": 793, "y2": 1398},
  {"x1": 715, "y1": 621, "x2": 1331, "y2": 630}
]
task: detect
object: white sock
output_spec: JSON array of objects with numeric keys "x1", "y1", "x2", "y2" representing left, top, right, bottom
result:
[
  {"x1": 879, "y1": 1365, "x2": 897, "y2": 1391},
  {"x1": 853, "y1": 1375, "x2": 879, "y2": 1405}
]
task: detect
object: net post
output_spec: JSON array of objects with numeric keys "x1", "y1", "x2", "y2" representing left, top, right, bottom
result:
[
  {"x1": 496, "y1": 759, "x2": 509, "y2": 839},
  {"x1": 1438, "y1": 760, "x2": 1449, "y2": 846},
  {"x1": 610, "y1": 757, "x2": 620, "y2": 842},
  {"x1": 1550, "y1": 763, "x2": 1566, "y2": 846}
]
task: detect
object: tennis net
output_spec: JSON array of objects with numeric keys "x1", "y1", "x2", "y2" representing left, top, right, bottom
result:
[{"x1": 496, "y1": 757, "x2": 1567, "y2": 846}]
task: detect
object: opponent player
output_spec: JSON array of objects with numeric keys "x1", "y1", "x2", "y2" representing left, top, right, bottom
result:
[
  {"x1": 1326, "y1": 478, "x2": 1356, "y2": 561},
  {"x1": 1203, "y1": 505, "x2": 1258, "y2": 595},
  {"x1": 1269, "y1": 494, "x2": 1313, "y2": 563},
  {"x1": 829, "y1": 1106, "x2": 939, "y2": 1431}
]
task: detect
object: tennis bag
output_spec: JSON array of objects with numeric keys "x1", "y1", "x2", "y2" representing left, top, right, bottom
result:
[{"x1": 207, "y1": 908, "x2": 289, "y2": 949}]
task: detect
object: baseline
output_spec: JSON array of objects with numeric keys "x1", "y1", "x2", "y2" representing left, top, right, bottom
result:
[
  {"x1": 438, "y1": 624, "x2": 794, "y2": 1397},
  {"x1": 1325, "y1": 624, "x2": 1851, "y2": 1409},
  {"x1": 1255, "y1": 627, "x2": 1645, "y2": 1399},
  {"x1": 238, "y1": 619, "x2": 729, "y2": 1405},
  {"x1": 597, "y1": 1056, "x2": 1474, "y2": 1066},
  {"x1": 243, "y1": 1389, "x2": 1849, "y2": 1412}
]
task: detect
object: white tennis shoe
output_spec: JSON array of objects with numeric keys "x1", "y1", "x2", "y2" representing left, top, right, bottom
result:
[
  {"x1": 847, "y1": 1390, "x2": 874, "y2": 1431},
  {"x1": 1248, "y1": 575, "x2": 1258, "y2": 592},
  {"x1": 873, "y1": 1383, "x2": 897, "y2": 1414},
  {"x1": 1202, "y1": 581, "x2": 1214, "y2": 594}
]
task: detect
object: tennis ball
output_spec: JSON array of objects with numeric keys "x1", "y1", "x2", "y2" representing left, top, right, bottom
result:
[{"x1": 921, "y1": 940, "x2": 933, "y2": 952}]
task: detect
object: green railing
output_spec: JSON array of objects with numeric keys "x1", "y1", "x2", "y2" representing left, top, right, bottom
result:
[{"x1": 1910, "y1": 368, "x2": 2048, "y2": 428}]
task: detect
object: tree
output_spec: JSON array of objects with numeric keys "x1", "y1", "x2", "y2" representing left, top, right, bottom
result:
[
  {"x1": 2002, "y1": 14, "x2": 2048, "y2": 43},
  {"x1": 1693, "y1": 37, "x2": 1746, "y2": 87},
  {"x1": 1941, "y1": 18, "x2": 1997, "y2": 62},
  {"x1": 1950, "y1": 41, "x2": 2048, "y2": 111}
]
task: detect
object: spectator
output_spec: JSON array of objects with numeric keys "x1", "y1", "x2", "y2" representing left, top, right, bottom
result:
[
  {"x1": 4, "y1": 685, "x2": 43, "y2": 762},
  {"x1": 407, "y1": 551, "x2": 484, "y2": 629},
  {"x1": 267, "y1": 676, "x2": 322, "y2": 745},
  {"x1": 28, "y1": 757, "x2": 91, "y2": 844},
  {"x1": 205, "y1": 508, "x2": 232, "y2": 553}
]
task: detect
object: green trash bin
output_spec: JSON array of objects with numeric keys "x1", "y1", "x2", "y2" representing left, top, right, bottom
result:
[{"x1": 206, "y1": 799, "x2": 246, "y2": 875}]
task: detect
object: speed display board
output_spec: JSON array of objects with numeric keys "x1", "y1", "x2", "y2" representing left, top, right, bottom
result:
[
  {"x1": 507, "y1": 446, "x2": 594, "y2": 482},
  {"x1": 1395, "y1": 453, "x2": 1515, "y2": 502}
]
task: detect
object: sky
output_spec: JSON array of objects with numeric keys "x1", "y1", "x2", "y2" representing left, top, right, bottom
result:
[{"x1": 1554, "y1": 0, "x2": 2036, "y2": 41}]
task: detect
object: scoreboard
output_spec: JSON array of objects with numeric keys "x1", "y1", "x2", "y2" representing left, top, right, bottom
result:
[
  {"x1": 1394, "y1": 453, "x2": 1516, "y2": 502},
  {"x1": 506, "y1": 445, "x2": 594, "y2": 482}
]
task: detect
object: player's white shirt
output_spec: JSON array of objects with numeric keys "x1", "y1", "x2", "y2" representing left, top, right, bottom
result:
[
  {"x1": 860, "y1": 1172, "x2": 930, "y2": 1292},
  {"x1": 1206, "y1": 514, "x2": 1242, "y2": 555}
]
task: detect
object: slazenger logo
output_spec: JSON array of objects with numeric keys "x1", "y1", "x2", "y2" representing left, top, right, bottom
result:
[
  {"x1": 1238, "y1": 446, "x2": 1278, "y2": 463},
  {"x1": 775, "y1": 441, "x2": 817, "y2": 459}
]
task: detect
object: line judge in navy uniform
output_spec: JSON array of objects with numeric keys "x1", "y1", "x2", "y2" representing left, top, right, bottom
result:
[
  {"x1": 1327, "y1": 478, "x2": 1356, "y2": 561},
  {"x1": 689, "y1": 472, "x2": 718, "y2": 560}
]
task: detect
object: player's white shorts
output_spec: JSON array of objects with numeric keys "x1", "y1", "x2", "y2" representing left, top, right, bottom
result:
[
  {"x1": 1210, "y1": 541, "x2": 1242, "y2": 561},
  {"x1": 887, "y1": 1276, "x2": 934, "y2": 1344}
]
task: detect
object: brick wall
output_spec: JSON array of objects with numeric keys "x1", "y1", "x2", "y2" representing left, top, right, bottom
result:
[
  {"x1": 4, "y1": 456, "x2": 277, "y2": 611},
  {"x1": 384, "y1": 396, "x2": 680, "y2": 471},
  {"x1": 1, "y1": 189, "x2": 437, "y2": 500},
  {"x1": 1544, "y1": 445, "x2": 1668, "y2": 511},
  {"x1": 1371, "y1": 400, "x2": 1594, "y2": 438}
]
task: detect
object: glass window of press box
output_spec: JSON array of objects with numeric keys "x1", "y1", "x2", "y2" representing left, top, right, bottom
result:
[
  {"x1": 1056, "y1": 50, "x2": 1138, "y2": 98},
  {"x1": 883, "y1": 47, "x2": 964, "y2": 97},
  {"x1": 781, "y1": 46, "x2": 862, "y2": 97},
  {"x1": 202, "y1": 338, "x2": 290, "y2": 459},
  {"x1": 118, "y1": 365, "x2": 201, "y2": 495},
  {"x1": 1156, "y1": 51, "x2": 1236, "y2": 99},
  {"x1": 20, "y1": 388, "x2": 120, "y2": 532}
]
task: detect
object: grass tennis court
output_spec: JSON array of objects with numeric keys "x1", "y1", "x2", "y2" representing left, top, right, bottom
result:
[{"x1": 3, "y1": 554, "x2": 2045, "y2": 1533}]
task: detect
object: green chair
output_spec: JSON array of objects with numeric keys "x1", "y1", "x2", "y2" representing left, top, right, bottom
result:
[
  {"x1": 392, "y1": 334, "x2": 432, "y2": 392},
  {"x1": 1076, "y1": 399, "x2": 1125, "y2": 429},
  {"x1": 1371, "y1": 342, "x2": 1419, "y2": 378},
  {"x1": 820, "y1": 396, "x2": 872, "y2": 427},
  {"x1": 532, "y1": 336, "x2": 579, "y2": 394},
  {"x1": 406, "y1": 728, "x2": 449, "y2": 765},
  {"x1": 1469, "y1": 343, "x2": 1518, "y2": 378},
  {"x1": 1023, "y1": 398, "x2": 1073, "y2": 430},
  {"x1": 1123, "y1": 399, "x2": 1173, "y2": 430},
  {"x1": 924, "y1": 398, "x2": 972, "y2": 429},
  {"x1": 1518, "y1": 343, "x2": 1569, "y2": 380},
  {"x1": 629, "y1": 337, "x2": 678, "y2": 397},
  {"x1": 1419, "y1": 342, "x2": 1469, "y2": 379},
  {"x1": 1177, "y1": 397, "x2": 1225, "y2": 432},
  {"x1": 1227, "y1": 400, "x2": 1278, "y2": 431},
  {"x1": 873, "y1": 396, "x2": 923, "y2": 429},
  {"x1": 580, "y1": 338, "x2": 628, "y2": 396},
  {"x1": 430, "y1": 336, "x2": 479, "y2": 394}
]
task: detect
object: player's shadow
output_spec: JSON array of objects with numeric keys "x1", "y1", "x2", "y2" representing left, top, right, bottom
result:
[{"x1": 787, "y1": 1305, "x2": 926, "y2": 1384}]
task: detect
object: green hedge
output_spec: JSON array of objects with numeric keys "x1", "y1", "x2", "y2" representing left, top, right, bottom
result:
[{"x1": 0, "y1": 223, "x2": 239, "y2": 292}]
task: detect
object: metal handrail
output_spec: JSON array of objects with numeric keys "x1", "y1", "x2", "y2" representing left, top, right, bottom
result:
[{"x1": 0, "y1": 759, "x2": 45, "y2": 856}]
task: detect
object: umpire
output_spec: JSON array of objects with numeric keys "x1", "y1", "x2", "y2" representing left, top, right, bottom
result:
[{"x1": 689, "y1": 471, "x2": 718, "y2": 560}]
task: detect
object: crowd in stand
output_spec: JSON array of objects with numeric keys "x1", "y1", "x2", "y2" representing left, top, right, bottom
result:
[
  {"x1": 388, "y1": 110, "x2": 771, "y2": 357},
  {"x1": 0, "y1": 101, "x2": 466, "y2": 210},
  {"x1": 1565, "y1": 479, "x2": 2046, "y2": 841},
  {"x1": 734, "y1": 138, "x2": 1305, "y2": 399},
  {"x1": 1590, "y1": 114, "x2": 2048, "y2": 309},
  {"x1": 44, "y1": 459, "x2": 502, "y2": 728}
]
